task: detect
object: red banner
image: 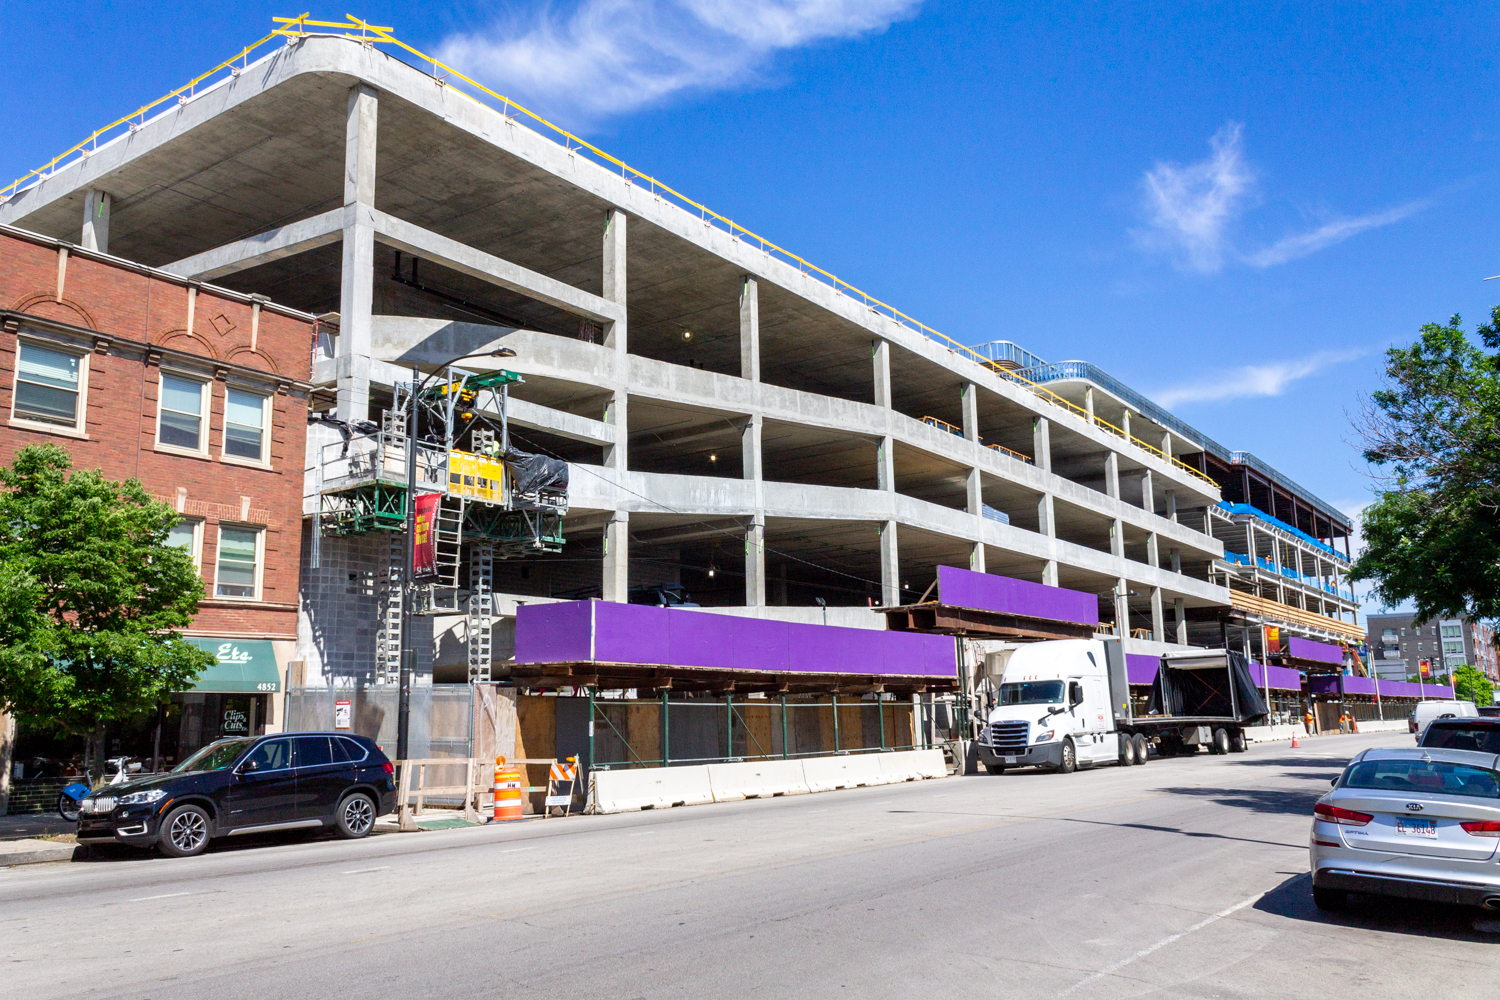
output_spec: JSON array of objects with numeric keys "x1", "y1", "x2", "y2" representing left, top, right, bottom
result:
[{"x1": 412, "y1": 493, "x2": 440, "y2": 580}]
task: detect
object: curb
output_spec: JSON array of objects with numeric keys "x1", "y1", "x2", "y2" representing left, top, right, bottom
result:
[{"x1": 0, "y1": 840, "x2": 79, "y2": 867}]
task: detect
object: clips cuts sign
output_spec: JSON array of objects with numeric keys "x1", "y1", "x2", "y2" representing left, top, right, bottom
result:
[{"x1": 413, "y1": 493, "x2": 441, "y2": 580}]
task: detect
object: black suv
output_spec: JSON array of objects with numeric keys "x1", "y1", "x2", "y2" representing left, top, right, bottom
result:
[{"x1": 76, "y1": 733, "x2": 396, "y2": 858}]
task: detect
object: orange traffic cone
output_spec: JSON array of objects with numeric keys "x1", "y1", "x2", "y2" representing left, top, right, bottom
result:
[{"x1": 1291, "y1": 734, "x2": 1300, "y2": 748}]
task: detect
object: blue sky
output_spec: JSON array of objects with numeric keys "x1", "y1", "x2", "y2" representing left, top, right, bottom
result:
[{"x1": 3, "y1": 2, "x2": 1494, "y2": 614}]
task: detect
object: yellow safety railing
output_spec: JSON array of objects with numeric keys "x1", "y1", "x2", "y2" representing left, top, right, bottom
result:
[
  {"x1": 921, "y1": 416, "x2": 1035, "y2": 466},
  {"x1": 5, "y1": 12, "x2": 1215, "y2": 490},
  {"x1": 986, "y1": 442, "x2": 1034, "y2": 466}
]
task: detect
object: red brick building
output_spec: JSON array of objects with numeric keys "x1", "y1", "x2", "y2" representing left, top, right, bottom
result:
[{"x1": 0, "y1": 224, "x2": 319, "y2": 766}]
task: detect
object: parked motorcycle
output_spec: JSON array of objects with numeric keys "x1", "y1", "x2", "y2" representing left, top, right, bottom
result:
[{"x1": 58, "y1": 757, "x2": 146, "y2": 821}]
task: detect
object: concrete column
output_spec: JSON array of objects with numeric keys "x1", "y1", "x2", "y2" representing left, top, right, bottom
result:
[
  {"x1": 1104, "y1": 452, "x2": 1120, "y2": 499},
  {"x1": 877, "y1": 436, "x2": 896, "y2": 492},
  {"x1": 1162, "y1": 432, "x2": 1173, "y2": 460},
  {"x1": 1033, "y1": 416, "x2": 1051, "y2": 473},
  {"x1": 602, "y1": 512, "x2": 629, "y2": 602},
  {"x1": 1042, "y1": 561, "x2": 1058, "y2": 586},
  {"x1": 745, "y1": 514, "x2": 765, "y2": 607},
  {"x1": 1170, "y1": 547, "x2": 1181, "y2": 574},
  {"x1": 1146, "y1": 532, "x2": 1159, "y2": 569},
  {"x1": 1115, "y1": 578, "x2": 1130, "y2": 637},
  {"x1": 742, "y1": 414, "x2": 763, "y2": 482},
  {"x1": 1084, "y1": 387, "x2": 1095, "y2": 420},
  {"x1": 337, "y1": 84, "x2": 377, "y2": 421},
  {"x1": 1038, "y1": 493, "x2": 1055, "y2": 537},
  {"x1": 1140, "y1": 470, "x2": 1154, "y2": 514},
  {"x1": 966, "y1": 467, "x2": 983, "y2": 517},
  {"x1": 1166, "y1": 489, "x2": 1177, "y2": 523},
  {"x1": 961, "y1": 382, "x2": 979, "y2": 441},
  {"x1": 81, "y1": 189, "x2": 110, "y2": 253},
  {"x1": 1151, "y1": 587, "x2": 1165, "y2": 642},
  {"x1": 1111, "y1": 518, "x2": 1124, "y2": 559},
  {"x1": 1122, "y1": 410, "x2": 1132, "y2": 439},
  {"x1": 880, "y1": 520, "x2": 900, "y2": 606},
  {"x1": 739, "y1": 275, "x2": 759, "y2": 382},
  {"x1": 1174, "y1": 597, "x2": 1187, "y2": 644},
  {"x1": 603, "y1": 394, "x2": 628, "y2": 473},
  {"x1": 873, "y1": 339, "x2": 892, "y2": 409},
  {"x1": 603, "y1": 209, "x2": 627, "y2": 353},
  {"x1": 970, "y1": 541, "x2": 986, "y2": 574}
]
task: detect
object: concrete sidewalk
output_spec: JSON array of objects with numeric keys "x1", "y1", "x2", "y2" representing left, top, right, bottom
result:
[{"x1": 0, "y1": 838, "x2": 78, "y2": 867}]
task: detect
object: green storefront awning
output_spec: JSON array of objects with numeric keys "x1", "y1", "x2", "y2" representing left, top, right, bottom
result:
[{"x1": 184, "y1": 638, "x2": 281, "y2": 693}]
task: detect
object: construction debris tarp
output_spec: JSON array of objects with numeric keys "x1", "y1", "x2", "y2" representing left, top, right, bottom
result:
[
  {"x1": 504, "y1": 447, "x2": 568, "y2": 494},
  {"x1": 1146, "y1": 650, "x2": 1268, "y2": 719}
]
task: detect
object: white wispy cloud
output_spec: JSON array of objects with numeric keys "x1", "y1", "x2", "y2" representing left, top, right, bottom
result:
[
  {"x1": 436, "y1": 0, "x2": 922, "y2": 123},
  {"x1": 1136, "y1": 122, "x2": 1254, "y2": 274},
  {"x1": 1135, "y1": 123, "x2": 1426, "y2": 273},
  {"x1": 1242, "y1": 200, "x2": 1430, "y2": 267},
  {"x1": 1152, "y1": 348, "x2": 1364, "y2": 409}
]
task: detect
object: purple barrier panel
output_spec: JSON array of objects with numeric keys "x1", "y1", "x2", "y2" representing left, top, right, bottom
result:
[
  {"x1": 1375, "y1": 682, "x2": 1455, "y2": 700},
  {"x1": 666, "y1": 607, "x2": 734, "y2": 670},
  {"x1": 1341, "y1": 675, "x2": 1379, "y2": 696},
  {"x1": 786, "y1": 623, "x2": 880, "y2": 676},
  {"x1": 515, "y1": 601, "x2": 594, "y2": 664},
  {"x1": 1287, "y1": 636, "x2": 1343, "y2": 665},
  {"x1": 731, "y1": 616, "x2": 790, "y2": 673},
  {"x1": 936, "y1": 566, "x2": 1099, "y2": 626},
  {"x1": 1126, "y1": 654, "x2": 1159, "y2": 686},
  {"x1": 879, "y1": 630, "x2": 931, "y2": 677},
  {"x1": 594, "y1": 602, "x2": 671, "y2": 665},
  {"x1": 921, "y1": 633, "x2": 958, "y2": 677},
  {"x1": 1257, "y1": 663, "x2": 1304, "y2": 691}
]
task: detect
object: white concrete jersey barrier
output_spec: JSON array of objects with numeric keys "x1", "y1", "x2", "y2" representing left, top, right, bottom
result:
[{"x1": 589, "y1": 749, "x2": 946, "y2": 814}]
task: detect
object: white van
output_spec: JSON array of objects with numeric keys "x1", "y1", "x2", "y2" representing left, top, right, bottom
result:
[{"x1": 1410, "y1": 700, "x2": 1479, "y2": 741}]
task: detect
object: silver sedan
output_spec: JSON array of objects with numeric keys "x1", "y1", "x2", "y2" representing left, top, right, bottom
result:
[{"x1": 1310, "y1": 747, "x2": 1500, "y2": 912}]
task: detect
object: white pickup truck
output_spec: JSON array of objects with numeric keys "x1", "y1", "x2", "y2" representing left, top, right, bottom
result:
[{"x1": 974, "y1": 639, "x2": 1269, "y2": 774}]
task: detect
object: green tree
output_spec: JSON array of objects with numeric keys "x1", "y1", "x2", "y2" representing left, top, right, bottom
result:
[
  {"x1": 1453, "y1": 664, "x2": 1495, "y2": 708},
  {"x1": 1352, "y1": 311, "x2": 1500, "y2": 642},
  {"x1": 0, "y1": 444, "x2": 212, "y2": 768}
]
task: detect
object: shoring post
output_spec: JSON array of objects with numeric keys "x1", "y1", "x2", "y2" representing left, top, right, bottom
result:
[
  {"x1": 661, "y1": 688, "x2": 670, "y2": 767},
  {"x1": 725, "y1": 694, "x2": 733, "y2": 761},
  {"x1": 832, "y1": 693, "x2": 840, "y2": 753},
  {"x1": 878, "y1": 693, "x2": 886, "y2": 749},
  {"x1": 587, "y1": 685, "x2": 596, "y2": 773},
  {"x1": 781, "y1": 693, "x2": 789, "y2": 759}
]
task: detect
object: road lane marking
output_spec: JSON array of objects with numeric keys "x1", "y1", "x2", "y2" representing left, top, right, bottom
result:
[
  {"x1": 129, "y1": 891, "x2": 193, "y2": 902},
  {"x1": 341, "y1": 867, "x2": 391, "y2": 875},
  {"x1": 499, "y1": 846, "x2": 536, "y2": 854},
  {"x1": 1056, "y1": 892, "x2": 1263, "y2": 996},
  {"x1": 628, "y1": 831, "x2": 657, "y2": 836}
]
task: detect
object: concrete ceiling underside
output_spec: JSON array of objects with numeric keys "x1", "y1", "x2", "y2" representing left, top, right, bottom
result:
[{"x1": 760, "y1": 418, "x2": 877, "y2": 490}]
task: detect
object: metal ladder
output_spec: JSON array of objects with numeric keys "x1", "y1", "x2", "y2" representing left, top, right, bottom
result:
[
  {"x1": 433, "y1": 495, "x2": 465, "y2": 588},
  {"x1": 375, "y1": 532, "x2": 403, "y2": 684},
  {"x1": 467, "y1": 543, "x2": 494, "y2": 682}
]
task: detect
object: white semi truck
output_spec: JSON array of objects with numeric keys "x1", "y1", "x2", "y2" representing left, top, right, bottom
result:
[{"x1": 974, "y1": 639, "x2": 1270, "y2": 774}]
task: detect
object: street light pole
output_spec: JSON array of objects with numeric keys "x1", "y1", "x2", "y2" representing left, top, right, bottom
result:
[{"x1": 395, "y1": 347, "x2": 515, "y2": 764}]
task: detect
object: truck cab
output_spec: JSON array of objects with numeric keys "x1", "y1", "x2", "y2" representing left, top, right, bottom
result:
[{"x1": 976, "y1": 639, "x2": 1120, "y2": 774}]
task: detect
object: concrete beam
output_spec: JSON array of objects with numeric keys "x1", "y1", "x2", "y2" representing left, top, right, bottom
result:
[
  {"x1": 162, "y1": 207, "x2": 345, "y2": 280},
  {"x1": 81, "y1": 189, "x2": 109, "y2": 253},
  {"x1": 371, "y1": 209, "x2": 624, "y2": 327}
]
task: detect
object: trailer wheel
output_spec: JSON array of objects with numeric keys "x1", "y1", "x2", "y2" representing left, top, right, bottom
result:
[
  {"x1": 1230, "y1": 730, "x2": 1248, "y2": 753},
  {"x1": 1057, "y1": 739, "x2": 1076, "y2": 774},
  {"x1": 1132, "y1": 733, "x2": 1149, "y2": 764},
  {"x1": 1211, "y1": 727, "x2": 1231, "y2": 755},
  {"x1": 1118, "y1": 735, "x2": 1136, "y2": 766}
]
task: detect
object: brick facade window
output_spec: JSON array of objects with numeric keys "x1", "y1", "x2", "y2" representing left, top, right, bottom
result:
[
  {"x1": 157, "y1": 371, "x2": 210, "y2": 454},
  {"x1": 222, "y1": 387, "x2": 269, "y2": 464},
  {"x1": 167, "y1": 518, "x2": 203, "y2": 568},
  {"x1": 12, "y1": 338, "x2": 88, "y2": 433},
  {"x1": 214, "y1": 524, "x2": 263, "y2": 600}
]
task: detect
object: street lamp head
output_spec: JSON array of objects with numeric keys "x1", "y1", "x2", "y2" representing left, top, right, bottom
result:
[{"x1": 489, "y1": 347, "x2": 517, "y2": 358}]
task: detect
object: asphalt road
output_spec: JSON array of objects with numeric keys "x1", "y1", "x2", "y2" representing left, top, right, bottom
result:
[{"x1": 3, "y1": 731, "x2": 1497, "y2": 1000}]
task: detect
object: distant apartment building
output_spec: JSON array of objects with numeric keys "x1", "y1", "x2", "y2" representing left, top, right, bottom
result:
[
  {"x1": 0, "y1": 225, "x2": 317, "y2": 765},
  {"x1": 1365, "y1": 612, "x2": 1498, "y2": 684}
]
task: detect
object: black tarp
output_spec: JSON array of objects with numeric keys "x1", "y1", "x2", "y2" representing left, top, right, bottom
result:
[
  {"x1": 504, "y1": 447, "x2": 569, "y2": 494},
  {"x1": 1146, "y1": 650, "x2": 1268, "y2": 721}
]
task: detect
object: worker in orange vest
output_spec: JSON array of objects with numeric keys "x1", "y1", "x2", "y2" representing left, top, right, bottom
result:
[{"x1": 1304, "y1": 710, "x2": 1314, "y2": 736}]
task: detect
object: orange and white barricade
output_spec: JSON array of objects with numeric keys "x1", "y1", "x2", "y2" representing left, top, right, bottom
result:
[{"x1": 545, "y1": 757, "x2": 579, "y2": 817}]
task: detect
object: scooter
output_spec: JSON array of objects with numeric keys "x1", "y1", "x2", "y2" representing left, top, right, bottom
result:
[{"x1": 58, "y1": 757, "x2": 144, "y2": 821}]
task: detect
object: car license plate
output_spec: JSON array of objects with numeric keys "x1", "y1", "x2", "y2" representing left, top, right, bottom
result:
[
  {"x1": 1395, "y1": 818, "x2": 1437, "y2": 838},
  {"x1": 1004, "y1": 757, "x2": 1017, "y2": 764}
]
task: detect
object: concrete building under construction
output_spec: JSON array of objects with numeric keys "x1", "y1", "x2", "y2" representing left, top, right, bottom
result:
[{"x1": 0, "y1": 20, "x2": 1362, "y2": 727}]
